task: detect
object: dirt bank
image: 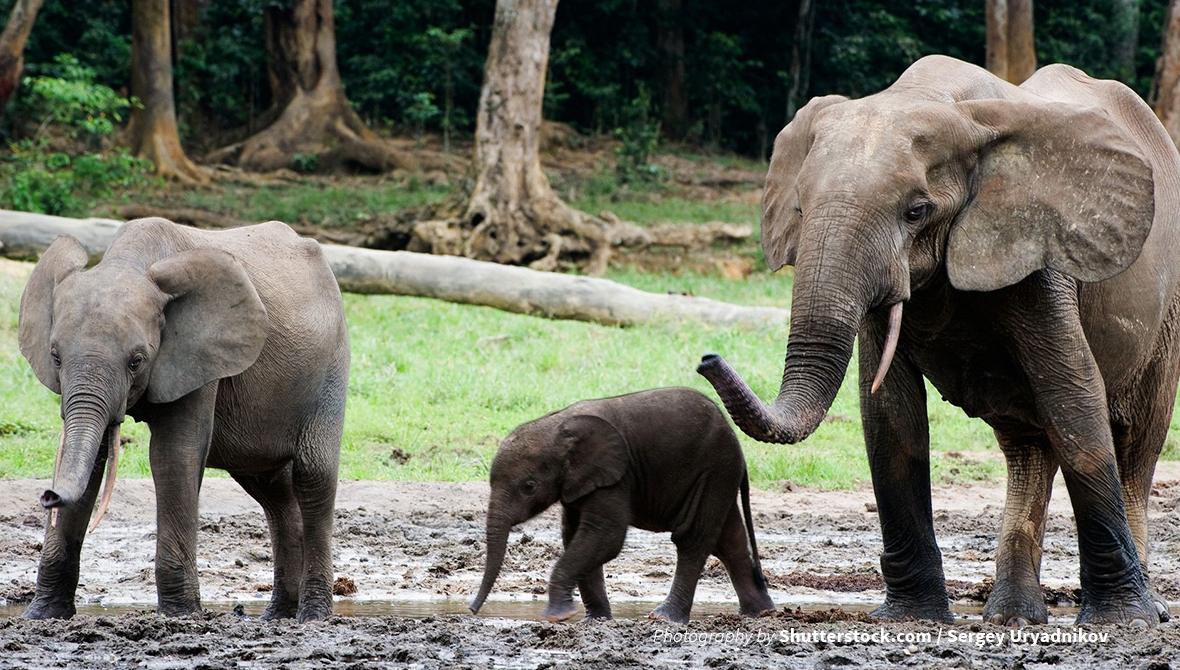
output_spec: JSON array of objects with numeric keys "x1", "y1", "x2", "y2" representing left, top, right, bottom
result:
[{"x1": 0, "y1": 466, "x2": 1178, "y2": 668}]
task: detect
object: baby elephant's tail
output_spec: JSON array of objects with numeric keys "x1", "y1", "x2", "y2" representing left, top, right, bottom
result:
[{"x1": 740, "y1": 469, "x2": 767, "y2": 589}]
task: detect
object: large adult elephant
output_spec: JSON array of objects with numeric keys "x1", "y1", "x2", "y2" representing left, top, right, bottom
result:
[{"x1": 698, "y1": 56, "x2": 1180, "y2": 627}]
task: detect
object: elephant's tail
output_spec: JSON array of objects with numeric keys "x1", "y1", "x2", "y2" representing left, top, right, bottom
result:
[{"x1": 740, "y1": 469, "x2": 767, "y2": 590}]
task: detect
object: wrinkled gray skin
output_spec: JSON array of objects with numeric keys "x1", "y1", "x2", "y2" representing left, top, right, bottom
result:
[
  {"x1": 699, "y1": 56, "x2": 1180, "y2": 628},
  {"x1": 17, "y1": 218, "x2": 349, "y2": 623},
  {"x1": 469, "y1": 388, "x2": 776, "y2": 625}
]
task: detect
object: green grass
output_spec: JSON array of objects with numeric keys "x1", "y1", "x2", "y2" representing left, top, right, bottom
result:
[{"x1": 1, "y1": 257, "x2": 1024, "y2": 490}]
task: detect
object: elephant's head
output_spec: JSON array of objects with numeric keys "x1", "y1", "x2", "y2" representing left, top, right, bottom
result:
[
  {"x1": 469, "y1": 412, "x2": 627, "y2": 614},
  {"x1": 699, "y1": 58, "x2": 1155, "y2": 444},
  {"x1": 18, "y1": 233, "x2": 268, "y2": 520}
]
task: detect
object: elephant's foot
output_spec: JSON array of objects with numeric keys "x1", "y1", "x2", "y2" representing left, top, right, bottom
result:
[
  {"x1": 542, "y1": 599, "x2": 579, "y2": 624},
  {"x1": 983, "y1": 583, "x2": 1048, "y2": 628},
  {"x1": 738, "y1": 592, "x2": 776, "y2": 618},
  {"x1": 1148, "y1": 588, "x2": 1171, "y2": 623},
  {"x1": 295, "y1": 591, "x2": 333, "y2": 623},
  {"x1": 648, "y1": 601, "x2": 691, "y2": 625},
  {"x1": 582, "y1": 606, "x2": 612, "y2": 621},
  {"x1": 157, "y1": 600, "x2": 202, "y2": 618},
  {"x1": 261, "y1": 599, "x2": 300, "y2": 621},
  {"x1": 21, "y1": 596, "x2": 75, "y2": 620},
  {"x1": 871, "y1": 598, "x2": 954, "y2": 624},
  {"x1": 1076, "y1": 590, "x2": 1159, "y2": 628}
]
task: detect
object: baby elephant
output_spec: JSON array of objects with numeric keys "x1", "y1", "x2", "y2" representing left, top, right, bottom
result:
[{"x1": 469, "y1": 387, "x2": 776, "y2": 624}]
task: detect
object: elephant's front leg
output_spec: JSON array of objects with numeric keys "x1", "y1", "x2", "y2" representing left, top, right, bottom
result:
[
  {"x1": 561, "y1": 507, "x2": 611, "y2": 620},
  {"x1": 147, "y1": 385, "x2": 216, "y2": 617},
  {"x1": 984, "y1": 426, "x2": 1056, "y2": 627},
  {"x1": 23, "y1": 430, "x2": 113, "y2": 619},
  {"x1": 1004, "y1": 276, "x2": 1156, "y2": 626},
  {"x1": 545, "y1": 495, "x2": 627, "y2": 623},
  {"x1": 858, "y1": 317, "x2": 952, "y2": 623}
]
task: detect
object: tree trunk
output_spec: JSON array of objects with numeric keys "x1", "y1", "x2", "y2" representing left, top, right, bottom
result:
[
  {"x1": 1152, "y1": 0, "x2": 1180, "y2": 146},
  {"x1": 655, "y1": 0, "x2": 688, "y2": 140},
  {"x1": 0, "y1": 0, "x2": 46, "y2": 118},
  {"x1": 208, "y1": 0, "x2": 413, "y2": 173},
  {"x1": 125, "y1": 0, "x2": 208, "y2": 184},
  {"x1": 1112, "y1": 0, "x2": 1141, "y2": 83},
  {"x1": 412, "y1": 0, "x2": 611, "y2": 275},
  {"x1": 785, "y1": 0, "x2": 815, "y2": 123},
  {"x1": 986, "y1": 0, "x2": 1036, "y2": 84}
]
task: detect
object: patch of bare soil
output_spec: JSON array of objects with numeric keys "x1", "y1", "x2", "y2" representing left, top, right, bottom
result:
[{"x1": 0, "y1": 464, "x2": 1178, "y2": 668}]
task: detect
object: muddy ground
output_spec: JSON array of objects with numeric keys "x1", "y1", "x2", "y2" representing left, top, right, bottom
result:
[{"x1": 1, "y1": 465, "x2": 1179, "y2": 668}]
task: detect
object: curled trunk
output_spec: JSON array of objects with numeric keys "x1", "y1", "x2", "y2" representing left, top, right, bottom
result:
[
  {"x1": 698, "y1": 252, "x2": 865, "y2": 444},
  {"x1": 469, "y1": 518, "x2": 510, "y2": 614}
]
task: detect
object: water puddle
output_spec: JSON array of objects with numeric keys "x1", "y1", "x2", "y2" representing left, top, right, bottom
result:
[{"x1": 0, "y1": 598, "x2": 1083, "y2": 623}]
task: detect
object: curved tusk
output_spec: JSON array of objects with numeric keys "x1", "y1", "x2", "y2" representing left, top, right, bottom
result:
[
  {"x1": 50, "y1": 430, "x2": 64, "y2": 529},
  {"x1": 870, "y1": 302, "x2": 904, "y2": 394},
  {"x1": 88, "y1": 427, "x2": 121, "y2": 534}
]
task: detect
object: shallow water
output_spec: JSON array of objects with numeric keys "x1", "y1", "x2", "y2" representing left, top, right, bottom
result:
[{"x1": 0, "y1": 598, "x2": 1085, "y2": 624}]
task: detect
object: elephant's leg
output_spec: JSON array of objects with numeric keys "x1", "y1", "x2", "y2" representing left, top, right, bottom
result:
[
  {"x1": 1002, "y1": 276, "x2": 1156, "y2": 626},
  {"x1": 649, "y1": 548, "x2": 709, "y2": 625},
  {"x1": 713, "y1": 503, "x2": 775, "y2": 617},
  {"x1": 545, "y1": 497, "x2": 627, "y2": 623},
  {"x1": 22, "y1": 429, "x2": 112, "y2": 620},
  {"x1": 561, "y1": 508, "x2": 611, "y2": 620},
  {"x1": 148, "y1": 385, "x2": 217, "y2": 617},
  {"x1": 983, "y1": 425, "x2": 1056, "y2": 627},
  {"x1": 858, "y1": 317, "x2": 951, "y2": 623},
  {"x1": 232, "y1": 465, "x2": 304, "y2": 620},
  {"x1": 290, "y1": 409, "x2": 343, "y2": 623}
]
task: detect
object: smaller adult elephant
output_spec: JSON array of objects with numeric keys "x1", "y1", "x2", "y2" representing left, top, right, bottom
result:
[
  {"x1": 18, "y1": 217, "x2": 349, "y2": 622},
  {"x1": 469, "y1": 388, "x2": 776, "y2": 624}
]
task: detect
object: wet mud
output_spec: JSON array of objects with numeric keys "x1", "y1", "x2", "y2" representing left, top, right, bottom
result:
[{"x1": 0, "y1": 466, "x2": 1178, "y2": 668}]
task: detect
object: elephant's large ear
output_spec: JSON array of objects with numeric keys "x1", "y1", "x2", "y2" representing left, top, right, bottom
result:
[
  {"x1": 146, "y1": 248, "x2": 268, "y2": 404},
  {"x1": 947, "y1": 99, "x2": 1155, "y2": 291},
  {"x1": 18, "y1": 236, "x2": 89, "y2": 393},
  {"x1": 558, "y1": 415, "x2": 628, "y2": 503},
  {"x1": 762, "y1": 94, "x2": 849, "y2": 271}
]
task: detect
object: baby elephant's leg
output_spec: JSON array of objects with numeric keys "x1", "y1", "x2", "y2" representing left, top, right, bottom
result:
[
  {"x1": 649, "y1": 548, "x2": 708, "y2": 625},
  {"x1": 714, "y1": 504, "x2": 775, "y2": 616},
  {"x1": 562, "y1": 509, "x2": 611, "y2": 620},
  {"x1": 546, "y1": 504, "x2": 627, "y2": 623}
]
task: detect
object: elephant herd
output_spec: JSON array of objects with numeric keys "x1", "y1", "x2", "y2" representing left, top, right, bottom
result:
[{"x1": 13, "y1": 56, "x2": 1180, "y2": 629}]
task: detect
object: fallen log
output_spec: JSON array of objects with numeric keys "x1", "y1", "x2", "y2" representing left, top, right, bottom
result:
[{"x1": 0, "y1": 210, "x2": 789, "y2": 328}]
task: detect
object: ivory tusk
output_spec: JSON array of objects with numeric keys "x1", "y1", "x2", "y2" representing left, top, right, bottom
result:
[
  {"x1": 50, "y1": 430, "x2": 64, "y2": 529},
  {"x1": 87, "y1": 427, "x2": 121, "y2": 534},
  {"x1": 870, "y1": 302, "x2": 904, "y2": 394}
]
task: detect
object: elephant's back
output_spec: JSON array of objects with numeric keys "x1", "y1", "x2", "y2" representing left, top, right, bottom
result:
[{"x1": 609, "y1": 387, "x2": 745, "y2": 472}]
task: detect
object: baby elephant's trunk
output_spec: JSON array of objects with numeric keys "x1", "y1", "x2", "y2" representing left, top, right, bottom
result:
[{"x1": 469, "y1": 518, "x2": 510, "y2": 614}]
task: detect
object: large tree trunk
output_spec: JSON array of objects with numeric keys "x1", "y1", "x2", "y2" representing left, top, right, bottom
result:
[
  {"x1": 1151, "y1": 0, "x2": 1180, "y2": 146},
  {"x1": 208, "y1": 0, "x2": 416, "y2": 173},
  {"x1": 125, "y1": 0, "x2": 208, "y2": 184},
  {"x1": 655, "y1": 0, "x2": 687, "y2": 140},
  {"x1": 1112, "y1": 0, "x2": 1142, "y2": 83},
  {"x1": 0, "y1": 0, "x2": 44, "y2": 117},
  {"x1": 785, "y1": 0, "x2": 815, "y2": 123},
  {"x1": 985, "y1": 0, "x2": 1036, "y2": 85},
  {"x1": 411, "y1": 0, "x2": 611, "y2": 275}
]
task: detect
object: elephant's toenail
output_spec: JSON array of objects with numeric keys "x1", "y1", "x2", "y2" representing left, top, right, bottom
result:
[
  {"x1": 987, "y1": 614, "x2": 1005, "y2": 626},
  {"x1": 1130, "y1": 618, "x2": 1148, "y2": 628},
  {"x1": 1007, "y1": 617, "x2": 1027, "y2": 628}
]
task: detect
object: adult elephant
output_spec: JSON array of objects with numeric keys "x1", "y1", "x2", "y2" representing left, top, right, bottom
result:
[
  {"x1": 698, "y1": 56, "x2": 1180, "y2": 627},
  {"x1": 18, "y1": 217, "x2": 350, "y2": 622}
]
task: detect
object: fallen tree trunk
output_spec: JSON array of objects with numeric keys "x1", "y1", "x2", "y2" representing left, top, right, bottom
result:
[{"x1": 0, "y1": 210, "x2": 788, "y2": 328}]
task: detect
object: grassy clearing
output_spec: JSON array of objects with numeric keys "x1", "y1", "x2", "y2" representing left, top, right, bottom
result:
[{"x1": 2, "y1": 255, "x2": 1035, "y2": 490}]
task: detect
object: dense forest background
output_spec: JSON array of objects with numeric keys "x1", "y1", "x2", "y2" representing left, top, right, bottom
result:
[{"x1": 4, "y1": 0, "x2": 1169, "y2": 158}]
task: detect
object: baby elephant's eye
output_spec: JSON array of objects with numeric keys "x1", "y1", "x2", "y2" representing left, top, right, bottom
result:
[
  {"x1": 128, "y1": 353, "x2": 145, "y2": 373},
  {"x1": 904, "y1": 202, "x2": 929, "y2": 223},
  {"x1": 522, "y1": 480, "x2": 537, "y2": 494}
]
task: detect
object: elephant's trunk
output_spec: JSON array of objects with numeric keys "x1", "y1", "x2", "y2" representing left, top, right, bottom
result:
[
  {"x1": 470, "y1": 516, "x2": 511, "y2": 615},
  {"x1": 698, "y1": 239, "x2": 872, "y2": 444},
  {"x1": 42, "y1": 373, "x2": 119, "y2": 510}
]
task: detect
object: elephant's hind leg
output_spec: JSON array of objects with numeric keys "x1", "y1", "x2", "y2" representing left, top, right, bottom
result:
[
  {"x1": 984, "y1": 424, "x2": 1056, "y2": 627},
  {"x1": 713, "y1": 503, "x2": 775, "y2": 617},
  {"x1": 232, "y1": 465, "x2": 304, "y2": 620}
]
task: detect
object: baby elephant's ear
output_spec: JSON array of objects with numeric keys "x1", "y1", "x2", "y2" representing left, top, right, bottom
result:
[{"x1": 558, "y1": 415, "x2": 628, "y2": 503}]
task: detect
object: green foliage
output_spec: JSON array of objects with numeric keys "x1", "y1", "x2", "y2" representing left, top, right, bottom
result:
[
  {"x1": 613, "y1": 86, "x2": 662, "y2": 185},
  {"x1": 404, "y1": 92, "x2": 441, "y2": 138},
  {"x1": 291, "y1": 152, "x2": 320, "y2": 174},
  {"x1": 15, "y1": 55, "x2": 134, "y2": 146}
]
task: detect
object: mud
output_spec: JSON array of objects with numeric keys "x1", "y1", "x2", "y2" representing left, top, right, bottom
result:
[{"x1": 0, "y1": 466, "x2": 1178, "y2": 668}]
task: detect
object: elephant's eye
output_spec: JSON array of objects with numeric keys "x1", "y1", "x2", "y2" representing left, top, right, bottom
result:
[
  {"x1": 522, "y1": 480, "x2": 537, "y2": 494},
  {"x1": 50, "y1": 349, "x2": 61, "y2": 368},
  {"x1": 128, "y1": 353, "x2": 145, "y2": 373},
  {"x1": 904, "y1": 203, "x2": 929, "y2": 223}
]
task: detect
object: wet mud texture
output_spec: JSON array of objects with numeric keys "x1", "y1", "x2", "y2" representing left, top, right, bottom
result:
[{"x1": 0, "y1": 466, "x2": 1179, "y2": 668}]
